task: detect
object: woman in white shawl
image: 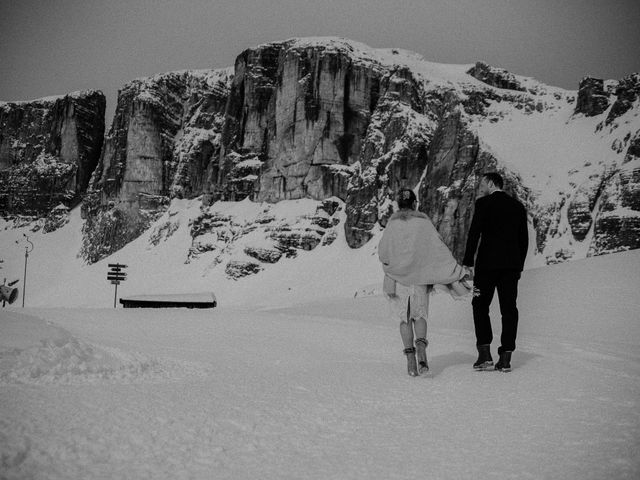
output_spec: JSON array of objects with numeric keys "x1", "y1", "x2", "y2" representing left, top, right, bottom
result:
[{"x1": 378, "y1": 189, "x2": 470, "y2": 376}]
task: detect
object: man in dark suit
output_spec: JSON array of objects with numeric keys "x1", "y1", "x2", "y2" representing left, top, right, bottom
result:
[{"x1": 463, "y1": 172, "x2": 528, "y2": 372}]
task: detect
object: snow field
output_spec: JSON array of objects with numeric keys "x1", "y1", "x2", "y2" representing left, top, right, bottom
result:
[{"x1": 1, "y1": 249, "x2": 639, "y2": 479}]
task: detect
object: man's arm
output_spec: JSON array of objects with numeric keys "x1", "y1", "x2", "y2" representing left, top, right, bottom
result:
[
  {"x1": 519, "y1": 204, "x2": 529, "y2": 269},
  {"x1": 463, "y1": 199, "x2": 484, "y2": 267}
]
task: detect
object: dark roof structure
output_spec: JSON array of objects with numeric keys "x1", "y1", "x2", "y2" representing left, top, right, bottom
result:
[{"x1": 119, "y1": 292, "x2": 217, "y2": 309}]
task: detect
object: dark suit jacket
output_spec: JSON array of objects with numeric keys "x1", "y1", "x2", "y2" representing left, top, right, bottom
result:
[{"x1": 463, "y1": 191, "x2": 528, "y2": 271}]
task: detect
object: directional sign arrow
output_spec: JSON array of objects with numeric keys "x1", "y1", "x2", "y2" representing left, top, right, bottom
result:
[
  {"x1": 109, "y1": 267, "x2": 123, "y2": 273},
  {"x1": 107, "y1": 275, "x2": 127, "y2": 281},
  {"x1": 110, "y1": 280, "x2": 121, "y2": 285},
  {"x1": 108, "y1": 263, "x2": 128, "y2": 269}
]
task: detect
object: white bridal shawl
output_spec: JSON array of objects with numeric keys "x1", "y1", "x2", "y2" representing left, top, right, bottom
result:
[{"x1": 378, "y1": 209, "x2": 470, "y2": 297}]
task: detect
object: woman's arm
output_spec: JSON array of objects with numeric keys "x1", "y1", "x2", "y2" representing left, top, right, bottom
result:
[{"x1": 383, "y1": 274, "x2": 397, "y2": 298}]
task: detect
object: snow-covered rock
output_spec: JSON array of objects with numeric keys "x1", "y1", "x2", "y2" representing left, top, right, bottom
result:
[
  {"x1": 467, "y1": 61, "x2": 526, "y2": 92},
  {"x1": 575, "y1": 77, "x2": 611, "y2": 116},
  {"x1": 0, "y1": 91, "x2": 105, "y2": 222},
  {"x1": 185, "y1": 197, "x2": 343, "y2": 279}
]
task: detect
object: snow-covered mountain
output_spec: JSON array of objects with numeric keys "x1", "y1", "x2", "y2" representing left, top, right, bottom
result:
[{"x1": 1, "y1": 37, "x2": 639, "y2": 296}]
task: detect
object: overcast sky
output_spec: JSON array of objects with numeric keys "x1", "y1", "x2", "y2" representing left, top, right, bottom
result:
[{"x1": 1, "y1": 0, "x2": 639, "y2": 121}]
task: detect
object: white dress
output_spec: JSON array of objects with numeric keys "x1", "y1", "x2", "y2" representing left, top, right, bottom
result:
[{"x1": 384, "y1": 275, "x2": 430, "y2": 322}]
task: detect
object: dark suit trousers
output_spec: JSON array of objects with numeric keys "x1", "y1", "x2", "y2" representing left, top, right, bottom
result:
[{"x1": 472, "y1": 269, "x2": 520, "y2": 352}]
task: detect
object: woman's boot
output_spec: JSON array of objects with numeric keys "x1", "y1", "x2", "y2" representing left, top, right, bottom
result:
[
  {"x1": 415, "y1": 337, "x2": 429, "y2": 374},
  {"x1": 403, "y1": 347, "x2": 419, "y2": 376}
]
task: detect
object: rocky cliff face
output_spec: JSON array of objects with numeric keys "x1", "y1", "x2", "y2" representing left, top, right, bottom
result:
[
  {"x1": 217, "y1": 40, "x2": 384, "y2": 203},
  {"x1": 0, "y1": 91, "x2": 105, "y2": 221},
  {"x1": 80, "y1": 69, "x2": 232, "y2": 263},
  {"x1": 559, "y1": 74, "x2": 640, "y2": 259},
  {"x1": 213, "y1": 41, "x2": 543, "y2": 262},
  {"x1": 589, "y1": 130, "x2": 640, "y2": 255}
]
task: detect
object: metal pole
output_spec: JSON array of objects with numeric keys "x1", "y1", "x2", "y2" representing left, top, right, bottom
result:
[
  {"x1": 22, "y1": 248, "x2": 28, "y2": 308},
  {"x1": 21, "y1": 235, "x2": 33, "y2": 308},
  {"x1": 114, "y1": 282, "x2": 118, "y2": 308}
]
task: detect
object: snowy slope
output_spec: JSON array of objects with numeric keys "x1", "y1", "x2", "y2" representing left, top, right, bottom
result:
[
  {"x1": 0, "y1": 198, "x2": 384, "y2": 309},
  {"x1": 1, "y1": 249, "x2": 639, "y2": 479}
]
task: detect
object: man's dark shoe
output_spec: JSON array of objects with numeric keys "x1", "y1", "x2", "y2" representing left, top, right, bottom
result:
[
  {"x1": 473, "y1": 344, "x2": 493, "y2": 370},
  {"x1": 495, "y1": 350, "x2": 512, "y2": 372}
]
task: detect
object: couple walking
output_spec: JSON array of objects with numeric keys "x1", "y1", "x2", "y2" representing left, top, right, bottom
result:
[{"x1": 378, "y1": 173, "x2": 528, "y2": 376}]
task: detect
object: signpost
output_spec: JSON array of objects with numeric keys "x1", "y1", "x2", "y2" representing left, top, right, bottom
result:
[{"x1": 107, "y1": 263, "x2": 128, "y2": 308}]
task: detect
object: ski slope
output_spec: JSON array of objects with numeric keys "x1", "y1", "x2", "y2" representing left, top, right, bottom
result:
[{"x1": 1, "y1": 249, "x2": 639, "y2": 479}]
